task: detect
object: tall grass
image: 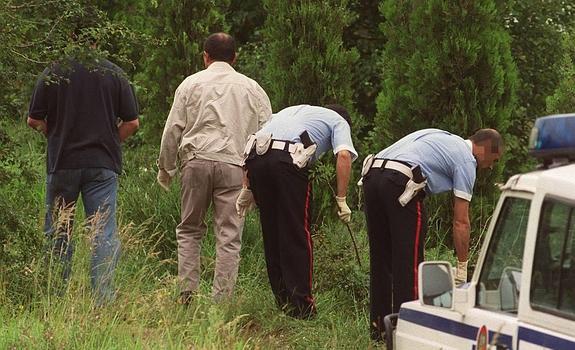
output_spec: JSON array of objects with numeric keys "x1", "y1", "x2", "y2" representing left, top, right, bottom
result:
[
  {"x1": 1, "y1": 119, "x2": 490, "y2": 349},
  {"x1": 0, "y1": 212, "x2": 375, "y2": 349}
]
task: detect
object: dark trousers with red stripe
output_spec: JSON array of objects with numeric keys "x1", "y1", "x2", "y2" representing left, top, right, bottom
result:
[
  {"x1": 363, "y1": 168, "x2": 427, "y2": 341},
  {"x1": 246, "y1": 149, "x2": 316, "y2": 318}
]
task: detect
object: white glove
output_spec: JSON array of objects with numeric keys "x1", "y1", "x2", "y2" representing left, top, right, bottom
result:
[
  {"x1": 335, "y1": 196, "x2": 351, "y2": 223},
  {"x1": 157, "y1": 169, "x2": 172, "y2": 191},
  {"x1": 236, "y1": 187, "x2": 256, "y2": 217},
  {"x1": 455, "y1": 260, "x2": 468, "y2": 286}
]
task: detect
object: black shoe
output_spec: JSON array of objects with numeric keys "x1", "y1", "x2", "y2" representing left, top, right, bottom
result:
[
  {"x1": 178, "y1": 291, "x2": 193, "y2": 306},
  {"x1": 370, "y1": 321, "x2": 385, "y2": 343},
  {"x1": 285, "y1": 303, "x2": 317, "y2": 320}
]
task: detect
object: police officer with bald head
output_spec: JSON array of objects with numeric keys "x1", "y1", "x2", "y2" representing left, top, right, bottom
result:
[{"x1": 362, "y1": 128, "x2": 504, "y2": 341}]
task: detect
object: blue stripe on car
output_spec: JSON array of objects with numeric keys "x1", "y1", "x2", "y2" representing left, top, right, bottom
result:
[
  {"x1": 399, "y1": 308, "x2": 513, "y2": 348},
  {"x1": 518, "y1": 326, "x2": 575, "y2": 350}
]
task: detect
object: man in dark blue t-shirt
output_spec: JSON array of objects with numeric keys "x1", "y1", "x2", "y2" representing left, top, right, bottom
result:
[{"x1": 27, "y1": 57, "x2": 139, "y2": 305}]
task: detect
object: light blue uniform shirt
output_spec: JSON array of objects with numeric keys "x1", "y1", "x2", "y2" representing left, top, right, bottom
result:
[
  {"x1": 376, "y1": 129, "x2": 476, "y2": 201},
  {"x1": 257, "y1": 105, "x2": 358, "y2": 162}
]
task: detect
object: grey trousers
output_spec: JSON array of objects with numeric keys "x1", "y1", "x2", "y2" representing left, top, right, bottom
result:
[{"x1": 177, "y1": 159, "x2": 244, "y2": 300}]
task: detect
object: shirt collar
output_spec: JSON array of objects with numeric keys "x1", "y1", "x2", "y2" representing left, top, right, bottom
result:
[
  {"x1": 206, "y1": 61, "x2": 235, "y2": 72},
  {"x1": 465, "y1": 139, "x2": 478, "y2": 165}
]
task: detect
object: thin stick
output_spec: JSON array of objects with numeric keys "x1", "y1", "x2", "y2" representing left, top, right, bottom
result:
[
  {"x1": 325, "y1": 179, "x2": 362, "y2": 267},
  {"x1": 345, "y1": 222, "x2": 362, "y2": 267}
]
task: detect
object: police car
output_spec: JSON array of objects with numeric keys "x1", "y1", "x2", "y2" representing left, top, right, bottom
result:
[{"x1": 385, "y1": 114, "x2": 575, "y2": 350}]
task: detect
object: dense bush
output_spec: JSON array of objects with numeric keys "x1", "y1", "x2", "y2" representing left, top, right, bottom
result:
[{"x1": 0, "y1": 120, "x2": 46, "y2": 301}]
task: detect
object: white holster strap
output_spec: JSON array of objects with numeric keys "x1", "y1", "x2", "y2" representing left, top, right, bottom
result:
[
  {"x1": 291, "y1": 143, "x2": 317, "y2": 169},
  {"x1": 361, "y1": 154, "x2": 375, "y2": 177},
  {"x1": 398, "y1": 179, "x2": 427, "y2": 207},
  {"x1": 370, "y1": 159, "x2": 427, "y2": 206},
  {"x1": 256, "y1": 133, "x2": 273, "y2": 155},
  {"x1": 357, "y1": 154, "x2": 375, "y2": 186}
]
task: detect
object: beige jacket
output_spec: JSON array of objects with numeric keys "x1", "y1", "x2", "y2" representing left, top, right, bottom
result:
[{"x1": 158, "y1": 62, "x2": 272, "y2": 176}]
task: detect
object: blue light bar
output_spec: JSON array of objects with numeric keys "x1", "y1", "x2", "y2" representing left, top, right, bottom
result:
[{"x1": 529, "y1": 114, "x2": 575, "y2": 162}]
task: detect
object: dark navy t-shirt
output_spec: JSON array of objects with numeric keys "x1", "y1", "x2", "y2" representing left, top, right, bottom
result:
[{"x1": 28, "y1": 59, "x2": 139, "y2": 174}]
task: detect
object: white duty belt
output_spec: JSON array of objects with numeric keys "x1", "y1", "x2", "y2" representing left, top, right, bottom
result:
[
  {"x1": 241, "y1": 133, "x2": 316, "y2": 169},
  {"x1": 371, "y1": 159, "x2": 427, "y2": 206},
  {"x1": 271, "y1": 140, "x2": 298, "y2": 153},
  {"x1": 371, "y1": 159, "x2": 413, "y2": 179}
]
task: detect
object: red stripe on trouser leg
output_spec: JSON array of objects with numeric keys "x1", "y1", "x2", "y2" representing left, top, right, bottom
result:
[
  {"x1": 413, "y1": 201, "x2": 422, "y2": 299},
  {"x1": 304, "y1": 182, "x2": 314, "y2": 304}
]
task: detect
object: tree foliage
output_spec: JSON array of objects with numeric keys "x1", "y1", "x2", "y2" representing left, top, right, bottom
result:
[
  {"x1": 227, "y1": 0, "x2": 267, "y2": 44},
  {"x1": 344, "y1": 0, "x2": 386, "y2": 121},
  {"x1": 376, "y1": 0, "x2": 517, "y2": 147},
  {"x1": 262, "y1": 0, "x2": 359, "y2": 110},
  {"x1": 547, "y1": 31, "x2": 575, "y2": 113},
  {"x1": 503, "y1": 0, "x2": 575, "y2": 173}
]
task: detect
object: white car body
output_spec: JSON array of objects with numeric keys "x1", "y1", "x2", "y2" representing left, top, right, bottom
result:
[{"x1": 393, "y1": 163, "x2": 575, "y2": 350}]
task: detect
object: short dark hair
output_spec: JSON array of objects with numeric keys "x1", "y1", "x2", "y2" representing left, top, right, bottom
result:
[
  {"x1": 203, "y1": 33, "x2": 236, "y2": 63},
  {"x1": 469, "y1": 128, "x2": 504, "y2": 154},
  {"x1": 324, "y1": 104, "x2": 352, "y2": 128}
]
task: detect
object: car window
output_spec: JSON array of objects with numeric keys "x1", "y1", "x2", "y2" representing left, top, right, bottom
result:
[
  {"x1": 477, "y1": 197, "x2": 530, "y2": 313},
  {"x1": 531, "y1": 198, "x2": 575, "y2": 319}
]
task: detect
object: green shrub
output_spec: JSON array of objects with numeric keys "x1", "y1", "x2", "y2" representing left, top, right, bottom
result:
[{"x1": 0, "y1": 120, "x2": 46, "y2": 302}]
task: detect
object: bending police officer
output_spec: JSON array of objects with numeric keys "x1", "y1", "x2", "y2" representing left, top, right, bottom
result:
[
  {"x1": 361, "y1": 128, "x2": 503, "y2": 341},
  {"x1": 236, "y1": 104, "x2": 357, "y2": 319}
]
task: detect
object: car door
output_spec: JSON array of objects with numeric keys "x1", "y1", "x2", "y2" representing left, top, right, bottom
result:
[
  {"x1": 465, "y1": 194, "x2": 532, "y2": 349},
  {"x1": 518, "y1": 196, "x2": 575, "y2": 349},
  {"x1": 395, "y1": 194, "x2": 532, "y2": 350}
]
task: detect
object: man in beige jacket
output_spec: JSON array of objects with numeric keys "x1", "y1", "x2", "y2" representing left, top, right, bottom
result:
[{"x1": 157, "y1": 33, "x2": 272, "y2": 303}]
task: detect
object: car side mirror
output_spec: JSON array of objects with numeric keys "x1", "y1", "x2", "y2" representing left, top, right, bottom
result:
[{"x1": 419, "y1": 261, "x2": 454, "y2": 308}]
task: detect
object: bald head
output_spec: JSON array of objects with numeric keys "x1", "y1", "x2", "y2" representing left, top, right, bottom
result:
[
  {"x1": 469, "y1": 129, "x2": 503, "y2": 153},
  {"x1": 469, "y1": 128, "x2": 504, "y2": 169},
  {"x1": 203, "y1": 32, "x2": 236, "y2": 64}
]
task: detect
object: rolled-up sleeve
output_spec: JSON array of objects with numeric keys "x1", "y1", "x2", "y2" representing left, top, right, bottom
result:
[
  {"x1": 453, "y1": 162, "x2": 476, "y2": 201},
  {"x1": 331, "y1": 121, "x2": 358, "y2": 162},
  {"x1": 158, "y1": 87, "x2": 187, "y2": 176}
]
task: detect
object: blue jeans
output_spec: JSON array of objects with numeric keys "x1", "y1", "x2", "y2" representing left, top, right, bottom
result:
[{"x1": 44, "y1": 168, "x2": 119, "y2": 305}]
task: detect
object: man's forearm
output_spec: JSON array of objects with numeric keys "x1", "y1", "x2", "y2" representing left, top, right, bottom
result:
[
  {"x1": 453, "y1": 221, "x2": 470, "y2": 262},
  {"x1": 118, "y1": 119, "x2": 139, "y2": 142},
  {"x1": 27, "y1": 117, "x2": 47, "y2": 136},
  {"x1": 336, "y1": 150, "x2": 352, "y2": 197},
  {"x1": 453, "y1": 196, "x2": 471, "y2": 261}
]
